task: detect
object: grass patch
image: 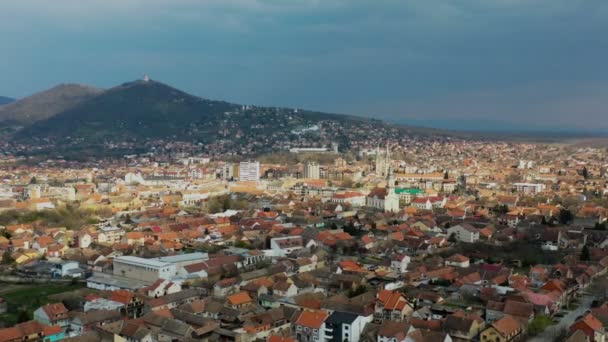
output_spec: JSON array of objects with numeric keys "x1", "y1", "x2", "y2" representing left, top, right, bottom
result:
[
  {"x1": 0, "y1": 283, "x2": 84, "y2": 326},
  {"x1": 528, "y1": 315, "x2": 554, "y2": 335}
]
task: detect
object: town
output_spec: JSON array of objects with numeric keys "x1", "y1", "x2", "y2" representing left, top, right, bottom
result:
[{"x1": 0, "y1": 140, "x2": 607, "y2": 342}]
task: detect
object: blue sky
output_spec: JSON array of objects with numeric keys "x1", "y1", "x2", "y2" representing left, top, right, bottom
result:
[{"x1": 1, "y1": 0, "x2": 607, "y2": 130}]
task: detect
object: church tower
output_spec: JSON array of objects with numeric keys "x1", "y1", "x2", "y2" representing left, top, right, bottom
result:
[{"x1": 387, "y1": 165, "x2": 395, "y2": 191}]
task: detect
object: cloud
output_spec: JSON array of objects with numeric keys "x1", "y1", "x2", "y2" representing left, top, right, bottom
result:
[{"x1": 1, "y1": 0, "x2": 607, "y2": 130}]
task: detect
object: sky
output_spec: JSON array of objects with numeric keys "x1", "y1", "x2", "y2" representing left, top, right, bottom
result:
[{"x1": 1, "y1": 0, "x2": 607, "y2": 131}]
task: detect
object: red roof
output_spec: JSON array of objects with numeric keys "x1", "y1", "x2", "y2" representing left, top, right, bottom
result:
[{"x1": 295, "y1": 310, "x2": 329, "y2": 329}]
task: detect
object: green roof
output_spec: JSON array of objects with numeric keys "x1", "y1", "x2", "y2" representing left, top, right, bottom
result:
[{"x1": 395, "y1": 188, "x2": 424, "y2": 195}]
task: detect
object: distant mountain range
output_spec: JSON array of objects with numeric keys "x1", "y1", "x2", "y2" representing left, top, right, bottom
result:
[
  {"x1": 0, "y1": 96, "x2": 15, "y2": 106},
  {"x1": 0, "y1": 84, "x2": 102, "y2": 124},
  {"x1": 5, "y1": 78, "x2": 452, "y2": 158},
  {"x1": 394, "y1": 118, "x2": 608, "y2": 136},
  {"x1": 2, "y1": 78, "x2": 603, "y2": 159}
]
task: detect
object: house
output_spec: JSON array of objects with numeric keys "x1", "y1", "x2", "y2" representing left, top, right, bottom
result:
[
  {"x1": 443, "y1": 311, "x2": 485, "y2": 341},
  {"x1": 0, "y1": 321, "x2": 63, "y2": 342},
  {"x1": 447, "y1": 224, "x2": 480, "y2": 243},
  {"x1": 270, "y1": 236, "x2": 304, "y2": 256},
  {"x1": 52, "y1": 260, "x2": 84, "y2": 278},
  {"x1": 361, "y1": 236, "x2": 376, "y2": 250},
  {"x1": 70, "y1": 310, "x2": 122, "y2": 336},
  {"x1": 294, "y1": 310, "x2": 329, "y2": 342},
  {"x1": 273, "y1": 281, "x2": 298, "y2": 297},
  {"x1": 375, "y1": 290, "x2": 413, "y2": 323},
  {"x1": 503, "y1": 300, "x2": 535, "y2": 323},
  {"x1": 227, "y1": 292, "x2": 253, "y2": 309},
  {"x1": 569, "y1": 313, "x2": 606, "y2": 342},
  {"x1": 142, "y1": 278, "x2": 181, "y2": 298},
  {"x1": 445, "y1": 254, "x2": 470, "y2": 268},
  {"x1": 324, "y1": 311, "x2": 371, "y2": 342},
  {"x1": 213, "y1": 277, "x2": 240, "y2": 297},
  {"x1": 33, "y1": 303, "x2": 70, "y2": 330},
  {"x1": 410, "y1": 197, "x2": 446, "y2": 210},
  {"x1": 391, "y1": 254, "x2": 411, "y2": 274},
  {"x1": 377, "y1": 321, "x2": 412, "y2": 342},
  {"x1": 405, "y1": 329, "x2": 452, "y2": 342},
  {"x1": 332, "y1": 192, "x2": 366, "y2": 207},
  {"x1": 480, "y1": 315, "x2": 523, "y2": 342}
]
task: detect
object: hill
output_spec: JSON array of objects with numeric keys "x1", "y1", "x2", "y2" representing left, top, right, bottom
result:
[
  {"x1": 0, "y1": 96, "x2": 15, "y2": 106},
  {"x1": 0, "y1": 84, "x2": 103, "y2": 124},
  {"x1": 17, "y1": 79, "x2": 435, "y2": 157}
]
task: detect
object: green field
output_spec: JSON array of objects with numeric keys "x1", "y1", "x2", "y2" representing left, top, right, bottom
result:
[{"x1": 0, "y1": 283, "x2": 85, "y2": 327}]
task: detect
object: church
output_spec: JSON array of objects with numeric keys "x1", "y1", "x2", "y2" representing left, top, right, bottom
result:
[
  {"x1": 366, "y1": 166, "x2": 400, "y2": 213},
  {"x1": 374, "y1": 144, "x2": 391, "y2": 177}
]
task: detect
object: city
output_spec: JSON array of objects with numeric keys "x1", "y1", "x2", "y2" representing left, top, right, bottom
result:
[
  {"x1": 1, "y1": 1, "x2": 608, "y2": 342},
  {"x1": 0, "y1": 139, "x2": 607, "y2": 341}
]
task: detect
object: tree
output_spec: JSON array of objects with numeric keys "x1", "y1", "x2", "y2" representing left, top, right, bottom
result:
[
  {"x1": 448, "y1": 233, "x2": 457, "y2": 243},
  {"x1": 558, "y1": 209, "x2": 574, "y2": 225},
  {"x1": 2, "y1": 250, "x2": 14, "y2": 265},
  {"x1": 29, "y1": 176, "x2": 37, "y2": 184},
  {"x1": 17, "y1": 310, "x2": 30, "y2": 323},
  {"x1": 582, "y1": 167, "x2": 590, "y2": 180},
  {"x1": 347, "y1": 285, "x2": 367, "y2": 298},
  {"x1": 443, "y1": 171, "x2": 449, "y2": 180},
  {"x1": 581, "y1": 244, "x2": 591, "y2": 261}
]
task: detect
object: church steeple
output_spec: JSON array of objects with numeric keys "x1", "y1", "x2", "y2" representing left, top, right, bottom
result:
[{"x1": 387, "y1": 165, "x2": 395, "y2": 190}]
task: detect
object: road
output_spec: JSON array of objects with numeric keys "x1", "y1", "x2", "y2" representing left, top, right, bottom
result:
[{"x1": 527, "y1": 294, "x2": 594, "y2": 342}]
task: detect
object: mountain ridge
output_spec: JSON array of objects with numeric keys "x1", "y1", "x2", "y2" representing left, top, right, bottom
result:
[
  {"x1": 0, "y1": 84, "x2": 103, "y2": 124},
  {"x1": 0, "y1": 96, "x2": 15, "y2": 106},
  {"x1": 12, "y1": 78, "x2": 446, "y2": 159}
]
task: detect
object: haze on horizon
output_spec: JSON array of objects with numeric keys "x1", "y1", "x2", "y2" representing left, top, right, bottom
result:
[{"x1": 1, "y1": 0, "x2": 607, "y2": 131}]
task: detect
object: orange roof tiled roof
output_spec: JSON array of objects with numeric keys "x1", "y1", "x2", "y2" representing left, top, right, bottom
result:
[
  {"x1": 295, "y1": 310, "x2": 329, "y2": 329},
  {"x1": 491, "y1": 315, "x2": 521, "y2": 337},
  {"x1": 227, "y1": 292, "x2": 252, "y2": 306}
]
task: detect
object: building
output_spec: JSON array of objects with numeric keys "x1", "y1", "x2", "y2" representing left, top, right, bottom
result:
[
  {"x1": 33, "y1": 303, "x2": 70, "y2": 330},
  {"x1": 304, "y1": 161, "x2": 320, "y2": 179},
  {"x1": 52, "y1": 260, "x2": 84, "y2": 278},
  {"x1": 331, "y1": 192, "x2": 366, "y2": 207},
  {"x1": 366, "y1": 167, "x2": 399, "y2": 213},
  {"x1": 294, "y1": 310, "x2": 329, "y2": 342},
  {"x1": 480, "y1": 315, "x2": 523, "y2": 342},
  {"x1": 391, "y1": 254, "x2": 411, "y2": 274},
  {"x1": 222, "y1": 163, "x2": 237, "y2": 181},
  {"x1": 112, "y1": 256, "x2": 178, "y2": 283},
  {"x1": 447, "y1": 224, "x2": 480, "y2": 243},
  {"x1": 240, "y1": 161, "x2": 261, "y2": 182},
  {"x1": 324, "y1": 311, "x2": 370, "y2": 342},
  {"x1": 513, "y1": 183, "x2": 545, "y2": 195},
  {"x1": 395, "y1": 188, "x2": 424, "y2": 204},
  {"x1": 375, "y1": 145, "x2": 391, "y2": 177},
  {"x1": 410, "y1": 196, "x2": 447, "y2": 210},
  {"x1": 270, "y1": 236, "x2": 304, "y2": 256}
]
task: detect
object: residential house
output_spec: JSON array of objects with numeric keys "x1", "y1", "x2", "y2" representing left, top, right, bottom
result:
[
  {"x1": 33, "y1": 303, "x2": 70, "y2": 330},
  {"x1": 294, "y1": 310, "x2": 329, "y2": 342},
  {"x1": 480, "y1": 315, "x2": 523, "y2": 342},
  {"x1": 447, "y1": 224, "x2": 480, "y2": 243}
]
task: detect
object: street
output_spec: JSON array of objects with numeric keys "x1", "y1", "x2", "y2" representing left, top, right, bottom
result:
[{"x1": 528, "y1": 293, "x2": 595, "y2": 342}]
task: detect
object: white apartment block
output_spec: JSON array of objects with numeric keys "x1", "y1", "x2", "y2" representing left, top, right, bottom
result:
[{"x1": 239, "y1": 161, "x2": 260, "y2": 182}]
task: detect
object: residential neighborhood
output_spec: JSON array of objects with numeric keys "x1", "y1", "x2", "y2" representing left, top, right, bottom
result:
[{"x1": 1, "y1": 141, "x2": 608, "y2": 342}]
